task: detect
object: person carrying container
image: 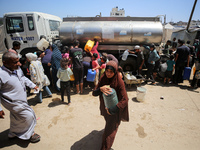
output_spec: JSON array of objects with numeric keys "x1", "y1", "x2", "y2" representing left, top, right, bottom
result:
[
  {"x1": 128, "y1": 45, "x2": 144, "y2": 75},
  {"x1": 92, "y1": 61, "x2": 129, "y2": 150},
  {"x1": 92, "y1": 53, "x2": 100, "y2": 86},
  {"x1": 174, "y1": 40, "x2": 190, "y2": 84},
  {"x1": 90, "y1": 38, "x2": 100, "y2": 59}
]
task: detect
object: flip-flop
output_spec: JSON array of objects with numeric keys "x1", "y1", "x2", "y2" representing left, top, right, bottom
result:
[
  {"x1": 47, "y1": 95, "x2": 52, "y2": 98},
  {"x1": 30, "y1": 133, "x2": 40, "y2": 143}
]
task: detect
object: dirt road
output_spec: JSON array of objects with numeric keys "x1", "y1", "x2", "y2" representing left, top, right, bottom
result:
[{"x1": 0, "y1": 81, "x2": 200, "y2": 150}]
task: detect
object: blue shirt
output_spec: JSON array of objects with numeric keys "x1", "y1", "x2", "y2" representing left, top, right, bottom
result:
[
  {"x1": 148, "y1": 49, "x2": 160, "y2": 64},
  {"x1": 166, "y1": 60, "x2": 175, "y2": 71},
  {"x1": 42, "y1": 49, "x2": 52, "y2": 64}
]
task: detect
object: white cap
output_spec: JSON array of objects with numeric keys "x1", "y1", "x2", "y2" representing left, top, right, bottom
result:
[{"x1": 134, "y1": 45, "x2": 140, "y2": 49}]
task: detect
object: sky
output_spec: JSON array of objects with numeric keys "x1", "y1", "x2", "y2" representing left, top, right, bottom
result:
[{"x1": 0, "y1": 0, "x2": 199, "y2": 23}]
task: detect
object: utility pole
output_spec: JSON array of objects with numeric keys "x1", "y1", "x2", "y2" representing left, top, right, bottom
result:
[{"x1": 186, "y1": 0, "x2": 198, "y2": 31}]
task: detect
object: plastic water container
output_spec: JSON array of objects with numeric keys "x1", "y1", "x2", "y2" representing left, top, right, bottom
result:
[
  {"x1": 122, "y1": 49, "x2": 129, "y2": 61},
  {"x1": 86, "y1": 69, "x2": 96, "y2": 82},
  {"x1": 70, "y1": 74, "x2": 75, "y2": 81},
  {"x1": 103, "y1": 88, "x2": 118, "y2": 109},
  {"x1": 183, "y1": 67, "x2": 191, "y2": 80},
  {"x1": 56, "y1": 79, "x2": 60, "y2": 88},
  {"x1": 84, "y1": 40, "x2": 94, "y2": 52},
  {"x1": 136, "y1": 87, "x2": 147, "y2": 102},
  {"x1": 37, "y1": 38, "x2": 49, "y2": 51}
]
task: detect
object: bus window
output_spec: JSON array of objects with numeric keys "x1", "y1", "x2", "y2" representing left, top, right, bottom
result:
[
  {"x1": 27, "y1": 16, "x2": 34, "y2": 31},
  {"x1": 6, "y1": 17, "x2": 24, "y2": 33},
  {"x1": 49, "y1": 20, "x2": 60, "y2": 31}
]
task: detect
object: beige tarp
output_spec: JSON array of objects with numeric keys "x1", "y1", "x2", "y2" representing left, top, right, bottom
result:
[
  {"x1": 0, "y1": 25, "x2": 7, "y2": 66},
  {"x1": 0, "y1": 25, "x2": 7, "y2": 54},
  {"x1": 162, "y1": 23, "x2": 175, "y2": 43}
]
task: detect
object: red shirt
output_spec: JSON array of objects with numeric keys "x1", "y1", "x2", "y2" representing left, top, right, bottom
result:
[
  {"x1": 92, "y1": 59, "x2": 99, "y2": 73},
  {"x1": 100, "y1": 63, "x2": 106, "y2": 69},
  {"x1": 90, "y1": 41, "x2": 100, "y2": 59}
]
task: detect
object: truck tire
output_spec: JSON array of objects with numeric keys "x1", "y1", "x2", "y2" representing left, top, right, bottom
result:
[
  {"x1": 119, "y1": 57, "x2": 137, "y2": 72},
  {"x1": 20, "y1": 47, "x2": 38, "y2": 57},
  {"x1": 4, "y1": 39, "x2": 8, "y2": 49}
]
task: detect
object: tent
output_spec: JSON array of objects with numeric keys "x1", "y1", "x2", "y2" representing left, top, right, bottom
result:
[{"x1": 162, "y1": 23, "x2": 175, "y2": 43}]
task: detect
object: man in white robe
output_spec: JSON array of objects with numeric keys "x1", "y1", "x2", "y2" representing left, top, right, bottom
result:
[{"x1": 0, "y1": 52, "x2": 40, "y2": 143}]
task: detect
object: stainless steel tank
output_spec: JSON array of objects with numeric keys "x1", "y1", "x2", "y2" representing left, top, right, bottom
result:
[{"x1": 59, "y1": 17, "x2": 163, "y2": 47}]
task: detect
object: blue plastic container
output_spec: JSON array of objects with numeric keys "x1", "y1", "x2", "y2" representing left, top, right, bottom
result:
[
  {"x1": 183, "y1": 67, "x2": 191, "y2": 80},
  {"x1": 86, "y1": 69, "x2": 96, "y2": 82},
  {"x1": 103, "y1": 88, "x2": 118, "y2": 109}
]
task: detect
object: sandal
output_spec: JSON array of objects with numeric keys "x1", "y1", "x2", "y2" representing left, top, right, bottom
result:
[
  {"x1": 30, "y1": 133, "x2": 40, "y2": 143},
  {"x1": 47, "y1": 95, "x2": 52, "y2": 98}
]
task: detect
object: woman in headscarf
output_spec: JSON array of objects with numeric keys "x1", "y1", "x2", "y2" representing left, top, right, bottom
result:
[
  {"x1": 26, "y1": 53, "x2": 52, "y2": 103},
  {"x1": 92, "y1": 61, "x2": 129, "y2": 150},
  {"x1": 51, "y1": 44, "x2": 62, "y2": 91}
]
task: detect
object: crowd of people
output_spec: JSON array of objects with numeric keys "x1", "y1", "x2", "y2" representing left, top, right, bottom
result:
[
  {"x1": 0, "y1": 39, "x2": 128, "y2": 149},
  {"x1": 0, "y1": 37, "x2": 200, "y2": 149},
  {"x1": 159, "y1": 38, "x2": 200, "y2": 88}
]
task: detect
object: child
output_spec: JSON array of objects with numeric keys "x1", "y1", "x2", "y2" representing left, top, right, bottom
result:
[
  {"x1": 36, "y1": 51, "x2": 45, "y2": 62},
  {"x1": 99, "y1": 55, "x2": 107, "y2": 78},
  {"x1": 61, "y1": 46, "x2": 71, "y2": 68},
  {"x1": 92, "y1": 53, "x2": 100, "y2": 86},
  {"x1": 57, "y1": 58, "x2": 73, "y2": 104},
  {"x1": 19, "y1": 57, "x2": 31, "y2": 96},
  {"x1": 61, "y1": 46, "x2": 69, "y2": 59},
  {"x1": 164, "y1": 55, "x2": 175, "y2": 84}
]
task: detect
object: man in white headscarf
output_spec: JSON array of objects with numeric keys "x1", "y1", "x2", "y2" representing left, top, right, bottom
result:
[{"x1": 0, "y1": 51, "x2": 40, "y2": 143}]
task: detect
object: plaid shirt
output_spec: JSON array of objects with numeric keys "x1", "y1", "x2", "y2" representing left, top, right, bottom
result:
[{"x1": 51, "y1": 44, "x2": 62, "y2": 70}]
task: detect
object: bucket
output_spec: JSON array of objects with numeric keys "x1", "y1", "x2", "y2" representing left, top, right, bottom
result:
[
  {"x1": 86, "y1": 69, "x2": 96, "y2": 82},
  {"x1": 103, "y1": 88, "x2": 118, "y2": 109},
  {"x1": 136, "y1": 87, "x2": 147, "y2": 102}
]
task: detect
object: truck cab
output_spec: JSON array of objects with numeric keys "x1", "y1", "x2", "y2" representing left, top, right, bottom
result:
[{"x1": 3, "y1": 12, "x2": 62, "y2": 55}]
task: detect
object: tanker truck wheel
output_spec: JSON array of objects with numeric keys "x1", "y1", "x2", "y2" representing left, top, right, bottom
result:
[
  {"x1": 119, "y1": 57, "x2": 137, "y2": 72},
  {"x1": 20, "y1": 47, "x2": 39, "y2": 57}
]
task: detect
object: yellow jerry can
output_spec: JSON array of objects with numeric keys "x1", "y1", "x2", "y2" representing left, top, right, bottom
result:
[{"x1": 84, "y1": 40, "x2": 94, "y2": 52}]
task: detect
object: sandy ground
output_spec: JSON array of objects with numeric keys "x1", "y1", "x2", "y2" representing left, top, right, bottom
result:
[{"x1": 0, "y1": 80, "x2": 200, "y2": 150}]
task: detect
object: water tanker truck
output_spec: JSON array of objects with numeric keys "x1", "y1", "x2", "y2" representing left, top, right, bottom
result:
[
  {"x1": 59, "y1": 16, "x2": 163, "y2": 72},
  {"x1": 2, "y1": 12, "x2": 163, "y2": 72}
]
